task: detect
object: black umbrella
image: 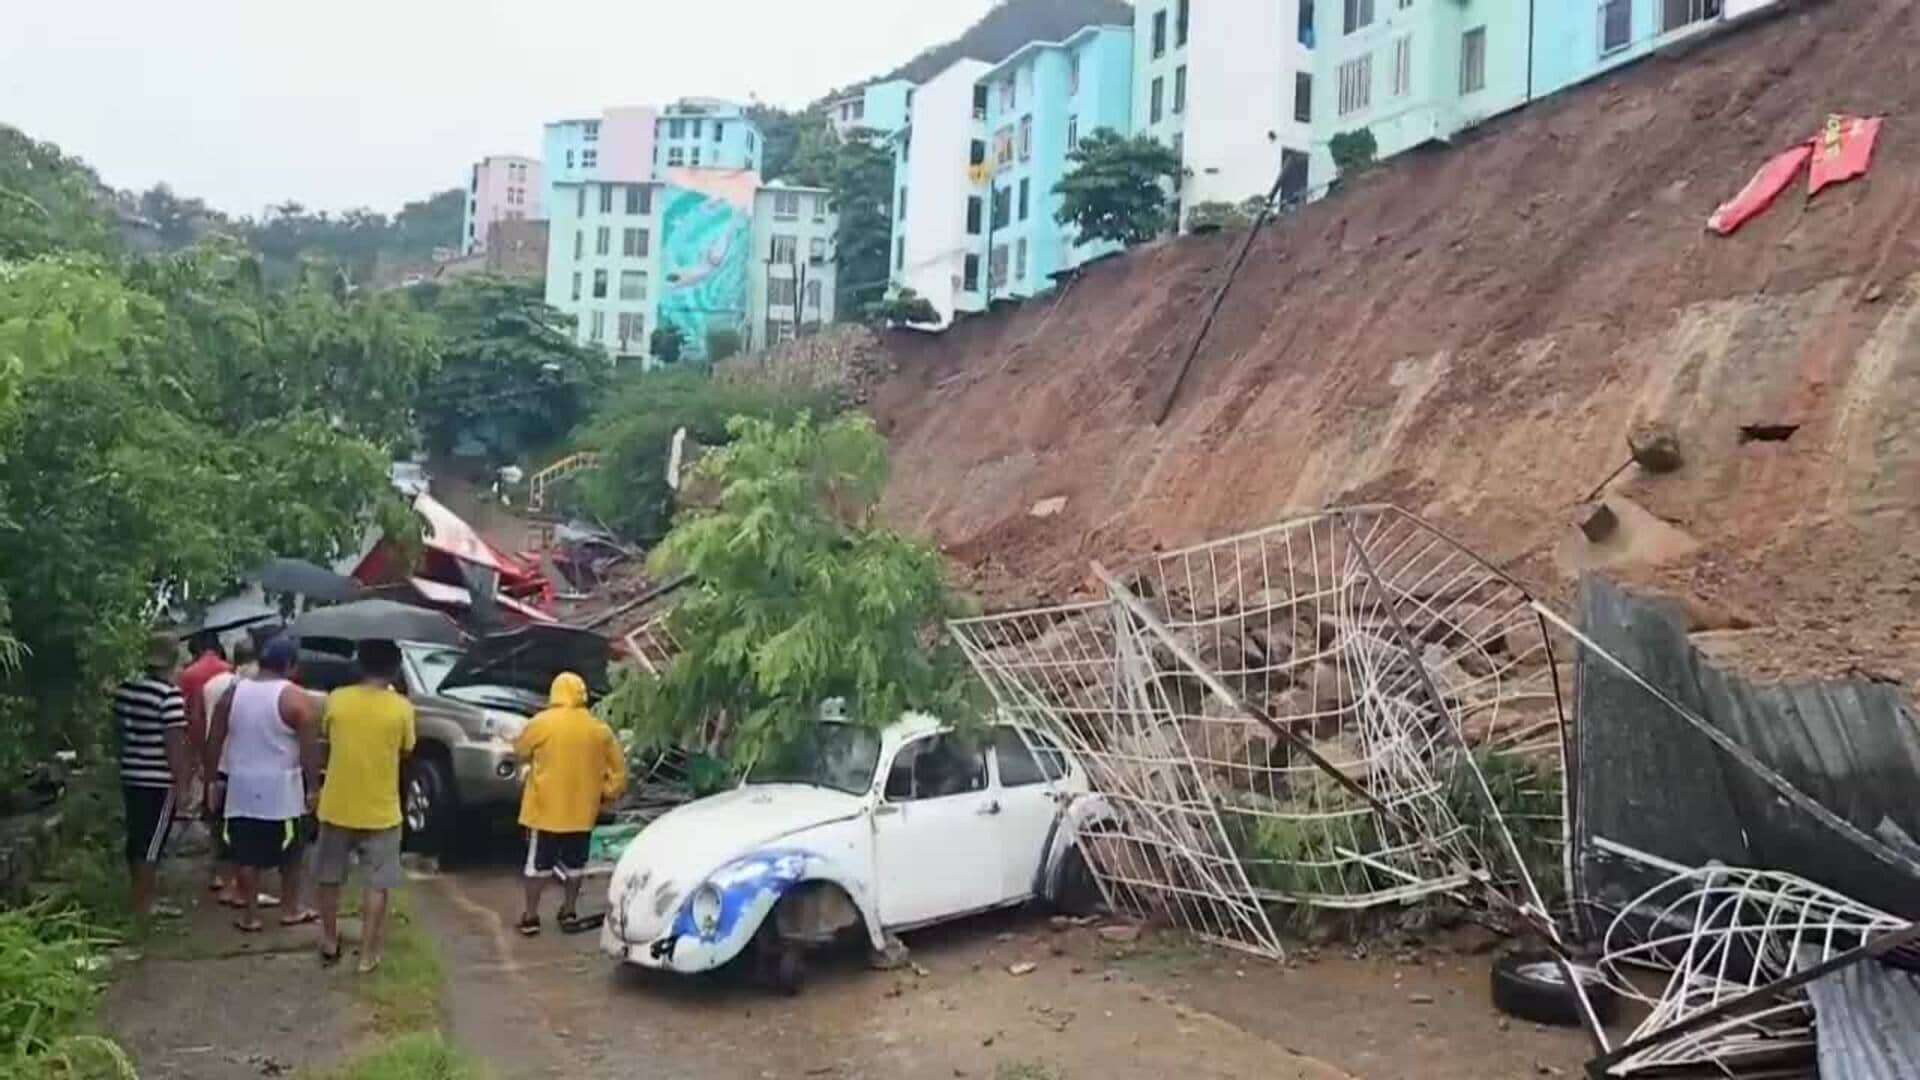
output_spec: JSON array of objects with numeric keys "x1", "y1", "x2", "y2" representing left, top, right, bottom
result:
[
  {"x1": 256, "y1": 558, "x2": 367, "y2": 604},
  {"x1": 287, "y1": 599, "x2": 462, "y2": 646}
]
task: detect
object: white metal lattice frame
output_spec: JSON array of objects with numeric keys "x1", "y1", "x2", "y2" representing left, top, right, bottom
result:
[{"x1": 950, "y1": 505, "x2": 1573, "y2": 956}]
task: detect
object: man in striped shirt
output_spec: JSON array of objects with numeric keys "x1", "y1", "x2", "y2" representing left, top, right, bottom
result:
[{"x1": 114, "y1": 631, "x2": 190, "y2": 917}]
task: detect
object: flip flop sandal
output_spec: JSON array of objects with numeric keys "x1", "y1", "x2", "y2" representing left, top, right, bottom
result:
[
  {"x1": 516, "y1": 915, "x2": 542, "y2": 937},
  {"x1": 280, "y1": 910, "x2": 319, "y2": 927},
  {"x1": 357, "y1": 954, "x2": 383, "y2": 975},
  {"x1": 319, "y1": 943, "x2": 343, "y2": 966},
  {"x1": 233, "y1": 919, "x2": 265, "y2": 934}
]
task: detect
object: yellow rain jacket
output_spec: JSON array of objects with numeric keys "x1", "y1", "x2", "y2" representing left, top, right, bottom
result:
[{"x1": 513, "y1": 673, "x2": 628, "y2": 834}]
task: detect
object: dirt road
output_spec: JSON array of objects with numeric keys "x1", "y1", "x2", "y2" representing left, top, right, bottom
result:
[{"x1": 415, "y1": 860, "x2": 1593, "y2": 1080}]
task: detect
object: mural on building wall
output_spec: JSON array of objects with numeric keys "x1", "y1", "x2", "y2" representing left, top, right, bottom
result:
[{"x1": 657, "y1": 170, "x2": 755, "y2": 362}]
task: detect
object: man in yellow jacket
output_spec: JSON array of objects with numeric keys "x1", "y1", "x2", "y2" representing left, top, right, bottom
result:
[{"x1": 514, "y1": 672, "x2": 626, "y2": 935}]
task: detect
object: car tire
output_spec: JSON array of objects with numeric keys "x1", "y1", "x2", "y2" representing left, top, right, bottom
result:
[
  {"x1": 1490, "y1": 951, "x2": 1619, "y2": 1028},
  {"x1": 771, "y1": 945, "x2": 806, "y2": 997},
  {"x1": 1049, "y1": 844, "x2": 1104, "y2": 917},
  {"x1": 401, "y1": 755, "x2": 455, "y2": 855}
]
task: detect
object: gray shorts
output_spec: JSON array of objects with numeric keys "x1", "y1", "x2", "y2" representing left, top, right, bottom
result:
[{"x1": 314, "y1": 823, "x2": 403, "y2": 890}]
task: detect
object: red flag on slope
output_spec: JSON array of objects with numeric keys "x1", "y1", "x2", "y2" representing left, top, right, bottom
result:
[
  {"x1": 1807, "y1": 114, "x2": 1883, "y2": 195},
  {"x1": 1708, "y1": 143, "x2": 1815, "y2": 236}
]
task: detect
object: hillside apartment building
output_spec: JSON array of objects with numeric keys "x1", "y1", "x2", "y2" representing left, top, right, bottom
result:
[
  {"x1": 537, "y1": 99, "x2": 836, "y2": 366},
  {"x1": 827, "y1": 79, "x2": 916, "y2": 139},
  {"x1": 461, "y1": 155, "x2": 542, "y2": 255}
]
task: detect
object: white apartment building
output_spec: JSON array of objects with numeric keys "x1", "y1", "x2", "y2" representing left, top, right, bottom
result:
[{"x1": 887, "y1": 59, "x2": 993, "y2": 329}]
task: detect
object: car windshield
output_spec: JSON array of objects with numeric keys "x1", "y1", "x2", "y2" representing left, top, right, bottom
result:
[
  {"x1": 747, "y1": 724, "x2": 882, "y2": 796},
  {"x1": 403, "y1": 643, "x2": 464, "y2": 696}
]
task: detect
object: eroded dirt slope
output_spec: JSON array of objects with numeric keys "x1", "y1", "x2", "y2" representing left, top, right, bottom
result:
[{"x1": 874, "y1": 0, "x2": 1920, "y2": 686}]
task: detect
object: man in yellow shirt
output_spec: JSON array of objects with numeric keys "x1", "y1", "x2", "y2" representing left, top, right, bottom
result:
[
  {"x1": 314, "y1": 640, "x2": 416, "y2": 971},
  {"x1": 514, "y1": 671, "x2": 626, "y2": 935}
]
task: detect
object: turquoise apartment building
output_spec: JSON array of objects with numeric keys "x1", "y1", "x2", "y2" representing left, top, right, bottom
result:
[
  {"x1": 1308, "y1": 0, "x2": 1530, "y2": 181},
  {"x1": 542, "y1": 99, "x2": 762, "y2": 209},
  {"x1": 976, "y1": 24, "x2": 1133, "y2": 302},
  {"x1": 830, "y1": 78, "x2": 915, "y2": 138},
  {"x1": 1532, "y1": 0, "x2": 1727, "y2": 99}
]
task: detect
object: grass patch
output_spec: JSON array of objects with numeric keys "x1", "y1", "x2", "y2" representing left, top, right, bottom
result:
[
  {"x1": 0, "y1": 901, "x2": 134, "y2": 1080},
  {"x1": 356, "y1": 890, "x2": 446, "y2": 1035},
  {"x1": 995, "y1": 1063, "x2": 1063, "y2": 1080},
  {"x1": 311, "y1": 1032, "x2": 485, "y2": 1080}
]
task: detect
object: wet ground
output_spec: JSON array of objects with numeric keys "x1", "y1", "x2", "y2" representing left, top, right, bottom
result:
[{"x1": 416, "y1": 852, "x2": 1596, "y2": 1080}]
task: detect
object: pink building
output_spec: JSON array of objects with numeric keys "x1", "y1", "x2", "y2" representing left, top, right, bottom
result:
[{"x1": 462, "y1": 155, "x2": 543, "y2": 255}]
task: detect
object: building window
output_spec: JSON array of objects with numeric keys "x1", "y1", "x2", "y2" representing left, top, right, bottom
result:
[
  {"x1": 1018, "y1": 178, "x2": 1029, "y2": 221},
  {"x1": 1338, "y1": 54, "x2": 1372, "y2": 115},
  {"x1": 988, "y1": 243, "x2": 1008, "y2": 288},
  {"x1": 668, "y1": 146, "x2": 685, "y2": 167},
  {"x1": 1000, "y1": 79, "x2": 1016, "y2": 111},
  {"x1": 596, "y1": 226, "x2": 611, "y2": 256},
  {"x1": 582, "y1": 148, "x2": 598, "y2": 169},
  {"x1": 1661, "y1": 0, "x2": 1722, "y2": 33},
  {"x1": 1280, "y1": 149, "x2": 1310, "y2": 201},
  {"x1": 970, "y1": 139, "x2": 986, "y2": 166},
  {"x1": 812, "y1": 195, "x2": 827, "y2": 222},
  {"x1": 1391, "y1": 35, "x2": 1412, "y2": 96},
  {"x1": 1150, "y1": 77, "x2": 1165, "y2": 124},
  {"x1": 897, "y1": 186, "x2": 908, "y2": 220},
  {"x1": 805, "y1": 279, "x2": 822, "y2": 310},
  {"x1": 619, "y1": 270, "x2": 647, "y2": 301},
  {"x1": 994, "y1": 128, "x2": 1014, "y2": 166},
  {"x1": 769, "y1": 278, "x2": 797, "y2": 306},
  {"x1": 1067, "y1": 115, "x2": 1079, "y2": 148},
  {"x1": 766, "y1": 318, "x2": 796, "y2": 345},
  {"x1": 1069, "y1": 55, "x2": 1081, "y2": 95},
  {"x1": 963, "y1": 253, "x2": 981, "y2": 291},
  {"x1": 896, "y1": 236, "x2": 906, "y2": 270},
  {"x1": 1300, "y1": 0, "x2": 1316, "y2": 46},
  {"x1": 808, "y1": 236, "x2": 828, "y2": 262},
  {"x1": 1015, "y1": 237, "x2": 1028, "y2": 281},
  {"x1": 1460, "y1": 27, "x2": 1487, "y2": 94},
  {"x1": 1177, "y1": 0, "x2": 1190, "y2": 46},
  {"x1": 770, "y1": 234, "x2": 798, "y2": 264},
  {"x1": 1601, "y1": 0, "x2": 1632, "y2": 51},
  {"x1": 1295, "y1": 72, "x2": 1313, "y2": 122},
  {"x1": 600, "y1": 185, "x2": 614, "y2": 213},
  {"x1": 565, "y1": 149, "x2": 575, "y2": 169},
  {"x1": 626, "y1": 185, "x2": 651, "y2": 215},
  {"x1": 991, "y1": 186, "x2": 1011, "y2": 229},
  {"x1": 1174, "y1": 65, "x2": 1187, "y2": 114},
  {"x1": 1173, "y1": 131, "x2": 1184, "y2": 162},
  {"x1": 584, "y1": 121, "x2": 600, "y2": 142},
  {"x1": 1018, "y1": 116, "x2": 1032, "y2": 161},
  {"x1": 713, "y1": 121, "x2": 725, "y2": 142},
  {"x1": 617, "y1": 312, "x2": 643, "y2": 349},
  {"x1": 573, "y1": 230, "x2": 583, "y2": 259},
  {"x1": 691, "y1": 120, "x2": 703, "y2": 140},
  {"x1": 1152, "y1": 9, "x2": 1167, "y2": 57},
  {"x1": 570, "y1": 272, "x2": 581, "y2": 301},
  {"x1": 774, "y1": 191, "x2": 800, "y2": 219},
  {"x1": 592, "y1": 269, "x2": 608, "y2": 299},
  {"x1": 575, "y1": 187, "x2": 586, "y2": 216},
  {"x1": 669, "y1": 119, "x2": 685, "y2": 138},
  {"x1": 1344, "y1": 0, "x2": 1374, "y2": 34},
  {"x1": 966, "y1": 195, "x2": 983, "y2": 235},
  {"x1": 973, "y1": 84, "x2": 989, "y2": 119},
  {"x1": 590, "y1": 310, "x2": 605, "y2": 342},
  {"x1": 623, "y1": 227, "x2": 650, "y2": 257},
  {"x1": 691, "y1": 147, "x2": 702, "y2": 166}
]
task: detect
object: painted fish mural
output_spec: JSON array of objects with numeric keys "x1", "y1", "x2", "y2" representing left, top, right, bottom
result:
[{"x1": 657, "y1": 187, "x2": 750, "y2": 361}]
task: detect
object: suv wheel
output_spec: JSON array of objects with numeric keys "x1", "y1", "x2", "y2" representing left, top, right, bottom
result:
[{"x1": 402, "y1": 755, "x2": 455, "y2": 854}]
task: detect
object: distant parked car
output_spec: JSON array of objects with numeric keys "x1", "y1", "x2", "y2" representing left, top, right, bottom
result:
[
  {"x1": 599, "y1": 715, "x2": 1103, "y2": 992},
  {"x1": 389, "y1": 461, "x2": 431, "y2": 498},
  {"x1": 297, "y1": 625, "x2": 610, "y2": 851}
]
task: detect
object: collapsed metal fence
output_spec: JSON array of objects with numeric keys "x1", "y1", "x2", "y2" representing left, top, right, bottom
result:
[{"x1": 949, "y1": 506, "x2": 1574, "y2": 958}]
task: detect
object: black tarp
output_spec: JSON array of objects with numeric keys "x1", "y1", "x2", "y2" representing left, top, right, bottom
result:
[{"x1": 1574, "y1": 576, "x2": 1920, "y2": 924}]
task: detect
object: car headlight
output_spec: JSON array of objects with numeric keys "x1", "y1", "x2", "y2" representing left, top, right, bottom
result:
[
  {"x1": 690, "y1": 883, "x2": 723, "y2": 936},
  {"x1": 482, "y1": 709, "x2": 528, "y2": 742}
]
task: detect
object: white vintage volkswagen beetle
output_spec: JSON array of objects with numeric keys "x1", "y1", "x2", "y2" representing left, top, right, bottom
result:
[{"x1": 599, "y1": 714, "x2": 1099, "y2": 988}]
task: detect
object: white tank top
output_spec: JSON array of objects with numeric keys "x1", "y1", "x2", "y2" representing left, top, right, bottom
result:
[{"x1": 224, "y1": 678, "x2": 304, "y2": 821}]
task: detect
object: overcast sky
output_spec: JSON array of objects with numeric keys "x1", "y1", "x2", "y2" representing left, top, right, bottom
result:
[{"x1": 4, "y1": 0, "x2": 995, "y2": 217}]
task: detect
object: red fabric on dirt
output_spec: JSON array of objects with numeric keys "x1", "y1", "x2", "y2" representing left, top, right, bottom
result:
[
  {"x1": 1807, "y1": 114, "x2": 1882, "y2": 195},
  {"x1": 1708, "y1": 142, "x2": 1813, "y2": 236}
]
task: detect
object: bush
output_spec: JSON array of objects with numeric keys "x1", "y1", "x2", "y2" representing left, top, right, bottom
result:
[
  {"x1": 0, "y1": 902, "x2": 131, "y2": 1080},
  {"x1": 649, "y1": 325, "x2": 685, "y2": 365},
  {"x1": 867, "y1": 287, "x2": 940, "y2": 327},
  {"x1": 1330, "y1": 129, "x2": 1378, "y2": 178},
  {"x1": 705, "y1": 328, "x2": 744, "y2": 363},
  {"x1": 570, "y1": 369, "x2": 836, "y2": 542},
  {"x1": 1444, "y1": 749, "x2": 1566, "y2": 911}
]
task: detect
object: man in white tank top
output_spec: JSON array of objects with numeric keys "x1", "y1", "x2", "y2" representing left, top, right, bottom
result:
[{"x1": 206, "y1": 636, "x2": 320, "y2": 932}]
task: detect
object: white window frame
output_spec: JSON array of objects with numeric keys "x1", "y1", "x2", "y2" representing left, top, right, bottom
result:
[
  {"x1": 1338, "y1": 54, "x2": 1372, "y2": 116},
  {"x1": 1460, "y1": 26, "x2": 1487, "y2": 94},
  {"x1": 619, "y1": 270, "x2": 647, "y2": 301},
  {"x1": 770, "y1": 234, "x2": 798, "y2": 264},
  {"x1": 1344, "y1": 0, "x2": 1375, "y2": 34},
  {"x1": 1391, "y1": 35, "x2": 1413, "y2": 97},
  {"x1": 774, "y1": 191, "x2": 801, "y2": 220}
]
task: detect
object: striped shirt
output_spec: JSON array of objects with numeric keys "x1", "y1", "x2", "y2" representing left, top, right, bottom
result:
[{"x1": 113, "y1": 676, "x2": 186, "y2": 788}]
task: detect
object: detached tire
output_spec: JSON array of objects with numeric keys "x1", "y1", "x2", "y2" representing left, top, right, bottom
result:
[
  {"x1": 401, "y1": 755, "x2": 455, "y2": 855},
  {"x1": 1490, "y1": 951, "x2": 1619, "y2": 1028},
  {"x1": 1050, "y1": 844, "x2": 1103, "y2": 917}
]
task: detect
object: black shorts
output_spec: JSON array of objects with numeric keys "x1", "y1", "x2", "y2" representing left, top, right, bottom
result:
[
  {"x1": 225, "y1": 817, "x2": 307, "y2": 869},
  {"x1": 524, "y1": 830, "x2": 591, "y2": 880},
  {"x1": 123, "y1": 785, "x2": 177, "y2": 864}
]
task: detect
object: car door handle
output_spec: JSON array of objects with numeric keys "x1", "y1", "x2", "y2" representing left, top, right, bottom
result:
[{"x1": 976, "y1": 801, "x2": 1001, "y2": 816}]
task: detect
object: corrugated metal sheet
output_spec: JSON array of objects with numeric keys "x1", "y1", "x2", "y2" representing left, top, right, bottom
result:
[
  {"x1": 1574, "y1": 576, "x2": 1920, "y2": 923},
  {"x1": 1806, "y1": 957, "x2": 1920, "y2": 1079}
]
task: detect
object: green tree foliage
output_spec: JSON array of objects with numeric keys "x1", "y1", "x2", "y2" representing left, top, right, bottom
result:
[
  {"x1": 650, "y1": 324, "x2": 685, "y2": 365},
  {"x1": 1053, "y1": 129, "x2": 1184, "y2": 246},
  {"x1": 705, "y1": 327, "x2": 744, "y2": 363},
  {"x1": 407, "y1": 276, "x2": 607, "y2": 461},
  {"x1": 606, "y1": 413, "x2": 968, "y2": 765},
  {"x1": 750, "y1": 106, "x2": 894, "y2": 319},
  {"x1": 869, "y1": 287, "x2": 940, "y2": 327},
  {"x1": 1330, "y1": 129, "x2": 1379, "y2": 178},
  {"x1": 571, "y1": 369, "x2": 834, "y2": 542},
  {"x1": 0, "y1": 125, "x2": 116, "y2": 261}
]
